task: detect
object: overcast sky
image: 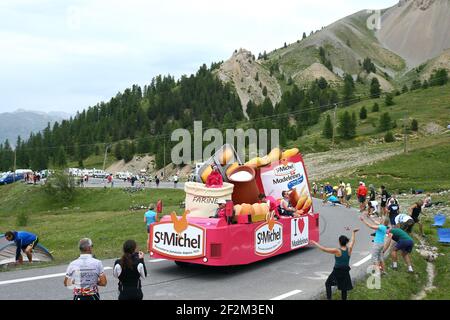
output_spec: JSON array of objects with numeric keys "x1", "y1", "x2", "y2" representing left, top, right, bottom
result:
[{"x1": 0, "y1": 0, "x2": 396, "y2": 114}]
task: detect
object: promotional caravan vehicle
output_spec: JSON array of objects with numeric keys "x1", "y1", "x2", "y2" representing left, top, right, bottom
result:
[{"x1": 148, "y1": 145, "x2": 319, "y2": 267}]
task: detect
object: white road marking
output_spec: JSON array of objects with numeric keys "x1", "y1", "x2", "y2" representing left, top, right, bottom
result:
[
  {"x1": 0, "y1": 267, "x2": 112, "y2": 286},
  {"x1": 270, "y1": 290, "x2": 302, "y2": 300},
  {"x1": 353, "y1": 254, "x2": 372, "y2": 267},
  {"x1": 148, "y1": 259, "x2": 166, "y2": 263}
]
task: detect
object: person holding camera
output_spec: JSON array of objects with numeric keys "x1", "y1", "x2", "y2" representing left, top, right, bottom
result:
[{"x1": 113, "y1": 240, "x2": 147, "y2": 300}]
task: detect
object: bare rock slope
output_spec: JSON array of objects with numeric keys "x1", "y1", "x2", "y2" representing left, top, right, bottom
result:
[
  {"x1": 377, "y1": 0, "x2": 450, "y2": 68},
  {"x1": 216, "y1": 49, "x2": 282, "y2": 116}
]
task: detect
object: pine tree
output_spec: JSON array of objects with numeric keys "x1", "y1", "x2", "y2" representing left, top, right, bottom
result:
[
  {"x1": 372, "y1": 103, "x2": 379, "y2": 112},
  {"x1": 379, "y1": 112, "x2": 392, "y2": 132},
  {"x1": 422, "y1": 80, "x2": 429, "y2": 89},
  {"x1": 384, "y1": 131, "x2": 395, "y2": 143},
  {"x1": 317, "y1": 77, "x2": 328, "y2": 90},
  {"x1": 411, "y1": 119, "x2": 419, "y2": 132},
  {"x1": 54, "y1": 146, "x2": 67, "y2": 168},
  {"x1": 337, "y1": 111, "x2": 356, "y2": 140},
  {"x1": 402, "y1": 85, "x2": 409, "y2": 93},
  {"x1": 362, "y1": 58, "x2": 376, "y2": 73},
  {"x1": 385, "y1": 93, "x2": 395, "y2": 106},
  {"x1": 342, "y1": 74, "x2": 355, "y2": 106},
  {"x1": 123, "y1": 142, "x2": 133, "y2": 163},
  {"x1": 262, "y1": 86, "x2": 268, "y2": 97},
  {"x1": 255, "y1": 72, "x2": 259, "y2": 81},
  {"x1": 322, "y1": 114, "x2": 333, "y2": 139},
  {"x1": 114, "y1": 142, "x2": 123, "y2": 160},
  {"x1": 360, "y1": 106, "x2": 367, "y2": 120},
  {"x1": 370, "y1": 78, "x2": 381, "y2": 98}
]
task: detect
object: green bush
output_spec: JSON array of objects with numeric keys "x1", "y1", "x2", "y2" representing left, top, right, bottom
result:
[
  {"x1": 43, "y1": 171, "x2": 77, "y2": 202},
  {"x1": 384, "y1": 131, "x2": 395, "y2": 143},
  {"x1": 372, "y1": 103, "x2": 379, "y2": 112}
]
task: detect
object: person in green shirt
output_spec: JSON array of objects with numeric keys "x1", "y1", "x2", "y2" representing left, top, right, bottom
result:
[
  {"x1": 311, "y1": 228, "x2": 359, "y2": 300},
  {"x1": 384, "y1": 228, "x2": 414, "y2": 273}
]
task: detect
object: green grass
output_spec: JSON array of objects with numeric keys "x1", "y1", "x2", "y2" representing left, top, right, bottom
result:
[
  {"x1": 337, "y1": 212, "x2": 450, "y2": 300},
  {"x1": 0, "y1": 184, "x2": 184, "y2": 265},
  {"x1": 317, "y1": 140, "x2": 450, "y2": 193},
  {"x1": 422, "y1": 216, "x2": 450, "y2": 300},
  {"x1": 65, "y1": 153, "x2": 116, "y2": 170},
  {"x1": 338, "y1": 237, "x2": 428, "y2": 300},
  {"x1": 298, "y1": 83, "x2": 450, "y2": 150}
]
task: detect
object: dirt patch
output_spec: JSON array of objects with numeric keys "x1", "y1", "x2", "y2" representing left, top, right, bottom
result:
[
  {"x1": 293, "y1": 62, "x2": 342, "y2": 86},
  {"x1": 423, "y1": 122, "x2": 445, "y2": 135},
  {"x1": 303, "y1": 145, "x2": 403, "y2": 181}
]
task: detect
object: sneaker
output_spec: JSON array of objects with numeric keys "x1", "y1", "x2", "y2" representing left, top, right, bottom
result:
[
  {"x1": 407, "y1": 269, "x2": 414, "y2": 273},
  {"x1": 391, "y1": 264, "x2": 398, "y2": 270}
]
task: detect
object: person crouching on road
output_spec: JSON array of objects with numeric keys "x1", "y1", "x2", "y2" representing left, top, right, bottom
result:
[
  {"x1": 311, "y1": 228, "x2": 359, "y2": 300},
  {"x1": 113, "y1": 240, "x2": 147, "y2": 300},
  {"x1": 5, "y1": 230, "x2": 39, "y2": 265},
  {"x1": 64, "y1": 238, "x2": 107, "y2": 300},
  {"x1": 359, "y1": 215, "x2": 389, "y2": 275}
]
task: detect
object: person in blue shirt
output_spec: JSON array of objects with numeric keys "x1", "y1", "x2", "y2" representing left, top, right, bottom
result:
[
  {"x1": 359, "y1": 216, "x2": 389, "y2": 274},
  {"x1": 144, "y1": 204, "x2": 157, "y2": 233},
  {"x1": 5, "y1": 230, "x2": 39, "y2": 264}
]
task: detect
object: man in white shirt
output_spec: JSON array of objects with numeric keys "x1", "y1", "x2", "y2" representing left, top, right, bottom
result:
[
  {"x1": 64, "y1": 238, "x2": 107, "y2": 300},
  {"x1": 394, "y1": 213, "x2": 415, "y2": 233}
]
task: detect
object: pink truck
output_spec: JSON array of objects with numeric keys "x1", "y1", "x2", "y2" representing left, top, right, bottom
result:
[{"x1": 148, "y1": 152, "x2": 319, "y2": 267}]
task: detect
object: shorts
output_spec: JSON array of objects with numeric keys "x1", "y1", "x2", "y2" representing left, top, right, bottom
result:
[
  {"x1": 412, "y1": 215, "x2": 420, "y2": 223},
  {"x1": 381, "y1": 202, "x2": 387, "y2": 208},
  {"x1": 346, "y1": 195, "x2": 351, "y2": 201},
  {"x1": 371, "y1": 243, "x2": 385, "y2": 263},
  {"x1": 22, "y1": 237, "x2": 39, "y2": 251},
  {"x1": 395, "y1": 239, "x2": 414, "y2": 253},
  {"x1": 358, "y1": 196, "x2": 366, "y2": 203},
  {"x1": 146, "y1": 225, "x2": 150, "y2": 233}
]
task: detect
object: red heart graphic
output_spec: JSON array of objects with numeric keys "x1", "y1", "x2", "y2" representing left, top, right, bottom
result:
[{"x1": 298, "y1": 218, "x2": 305, "y2": 234}]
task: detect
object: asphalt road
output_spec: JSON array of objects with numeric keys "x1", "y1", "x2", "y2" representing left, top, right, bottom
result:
[{"x1": 0, "y1": 199, "x2": 374, "y2": 300}]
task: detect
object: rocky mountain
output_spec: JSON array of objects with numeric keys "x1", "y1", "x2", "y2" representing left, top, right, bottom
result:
[
  {"x1": 377, "y1": 0, "x2": 450, "y2": 68},
  {"x1": 0, "y1": 110, "x2": 70, "y2": 147},
  {"x1": 215, "y1": 49, "x2": 282, "y2": 116},
  {"x1": 217, "y1": 0, "x2": 450, "y2": 110}
]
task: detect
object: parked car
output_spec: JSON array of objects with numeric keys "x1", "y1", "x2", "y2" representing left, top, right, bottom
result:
[
  {"x1": 0, "y1": 172, "x2": 24, "y2": 185},
  {"x1": 92, "y1": 169, "x2": 107, "y2": 178}
]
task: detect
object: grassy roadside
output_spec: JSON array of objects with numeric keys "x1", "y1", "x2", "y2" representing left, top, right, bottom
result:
[
  {"x1": 0, "y1": 183, "x2": 184, "y2": 267},
  {"x1": 316, "y1": 139, "x2": 450, "y2": 193}
]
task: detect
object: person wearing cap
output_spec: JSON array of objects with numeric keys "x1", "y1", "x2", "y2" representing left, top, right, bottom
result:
[{"x1": 64, "y1": 238, "x2": 107, "y2": 300}]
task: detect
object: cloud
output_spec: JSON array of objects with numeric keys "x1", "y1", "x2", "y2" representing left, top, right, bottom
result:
[{"x1": 0, "y1": 0, "x2": 396, "y2": 113}]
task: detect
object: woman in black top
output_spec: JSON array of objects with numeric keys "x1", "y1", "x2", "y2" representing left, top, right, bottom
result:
[
  {"x1": 410, "y1": 200, "x2": 424, "y2": 236},
  {"x1": 113, "y1": 240, "x2": 147, "y2": 300}
]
